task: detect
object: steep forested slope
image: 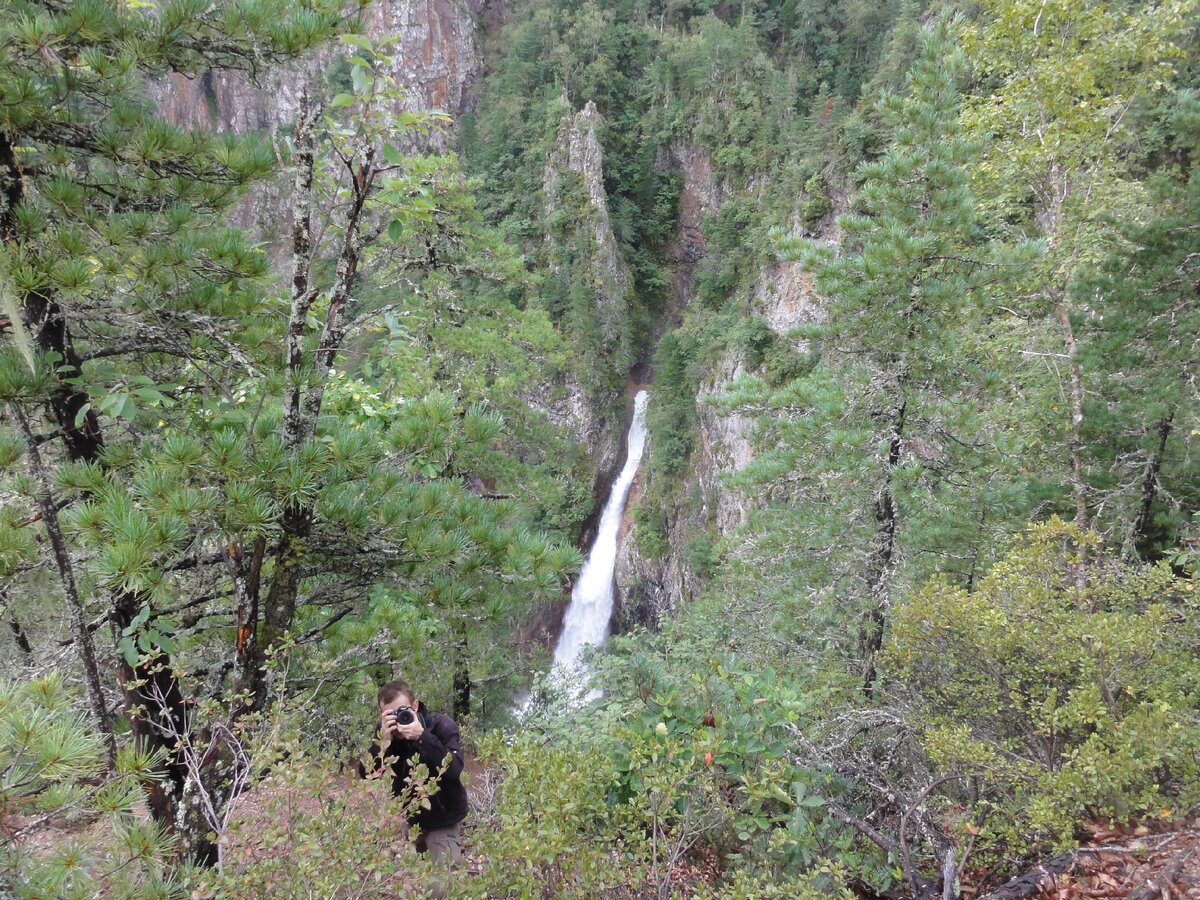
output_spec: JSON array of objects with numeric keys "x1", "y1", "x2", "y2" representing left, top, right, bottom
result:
[
  {"x1": 456, "y1": 0, "x2": 1200, "y2": 893},
  {"x1": 1, "y1": 0, "x2": 1198, "y2": 896},
  {"x1": 460, "y1": 0, "x2": 1198, "y2": 644}
]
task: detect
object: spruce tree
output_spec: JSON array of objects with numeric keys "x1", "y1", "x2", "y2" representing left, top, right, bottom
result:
[{"x1": 730, "y1": 18, "x2": 1031, "y2": 691}]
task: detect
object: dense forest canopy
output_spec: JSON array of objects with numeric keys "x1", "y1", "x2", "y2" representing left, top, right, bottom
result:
[{"x1": 1, "y1": 0, "x2": 1197, "y2": 896}]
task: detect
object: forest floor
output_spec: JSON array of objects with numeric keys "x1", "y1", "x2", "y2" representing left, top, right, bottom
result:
[
  {"x1": 7, "y1": 771, "x2": 1198, "y2": 898},
  {"x1": 219, "y1": 782, "x2": 1200, "y2": 899},
  {"x1": 970, "y1": 817, "x2": 1200, "y2": 899},
  {"x1": 217, "y1": 757, "x2": 724, "y2": 897}
]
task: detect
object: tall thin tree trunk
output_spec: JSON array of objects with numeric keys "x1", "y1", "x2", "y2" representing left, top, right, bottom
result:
[
  {"x1": 253, "y1": 98, "x2": 372, "y2": 711},
  {"x1": 9, "y1": 402, "x2": 116, "y2": 770},
  {"x1": 452, "y1": 620, "x2": 471, "y2": 721},
  {"x1": 229, "y1": 536, "x2": 265, "y2": 709},
  {"x1": 243, "y1": 95, "x2": 321, "y2": 710},
  {"x1": 280, "y1": 91, "x2": 320, "y2": 455},
  {"x1": 297, "y1": 145, "x2": 372, "y2": 430},
  {"x1": 861, "y1": 393, "x2": 906, "y2": 696},
  {"x1": 9, "y1": 264, "x2": 188, "y2": 827},
  {"x1": 1054, "y1": 302, "x2": 1089, "y2": 530},
  {"x1": 1123, "y1": 411, "x2": 1174, "y2": 559}
]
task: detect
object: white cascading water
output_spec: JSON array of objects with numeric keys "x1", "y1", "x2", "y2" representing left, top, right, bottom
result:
[{"x1": 552, "y1": 390, "x2": 650, "y2": 675}]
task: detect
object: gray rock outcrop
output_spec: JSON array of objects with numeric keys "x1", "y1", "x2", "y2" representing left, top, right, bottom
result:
[{"x1": 154, "y1": 0, "x2": 480, "y2": 143}]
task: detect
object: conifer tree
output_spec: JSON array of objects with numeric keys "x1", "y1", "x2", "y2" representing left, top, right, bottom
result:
[
  {"x1": 1074, "y1": 146, "x2": 1200, "y2": 557},
  {"x1": 0, "y1": 0, "x2": 347, "y2": 836},
  {"x1": 731, "y1": 19, "x2": 1031, "y2": 691},
  {"x1": 959, "y1": 0, "x2": 1196, "y2": 530},
  {"x1": 1, "y1": 6, "x2": 579, "y2": 865},
  {"x1": 1, "y1": 674, "x2": 180, "y2": 898}
]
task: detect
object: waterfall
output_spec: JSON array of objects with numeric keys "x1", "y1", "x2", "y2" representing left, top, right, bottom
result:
[{"x1": 552, "y1": 390, "x2": 650, "y2": 675}]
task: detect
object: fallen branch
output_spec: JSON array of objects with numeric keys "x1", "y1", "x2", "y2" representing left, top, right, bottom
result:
[
  {"x1": 1126, "y1": 846, "x2": 1195, "y2": 900},
  {"x1": 979, "y1": 846, "x2": 1139, "y2": 900}
]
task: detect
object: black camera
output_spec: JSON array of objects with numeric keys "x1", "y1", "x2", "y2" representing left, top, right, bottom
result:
[{"x1": 392, "y1": 706, "x2": 415, "y2": 726}]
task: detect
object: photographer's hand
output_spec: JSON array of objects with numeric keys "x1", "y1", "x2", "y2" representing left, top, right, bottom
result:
[
  {"x1": 395, "y1": 718, "x2": 424, "y2": 741},
  {"x1": 382, "y1": 712, "x2": 402, "y2": 739}
]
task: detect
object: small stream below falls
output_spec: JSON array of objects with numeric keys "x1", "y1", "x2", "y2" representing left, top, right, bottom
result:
[{"x1": 552, "y1": 389, "x2": 650, "y2": 676}]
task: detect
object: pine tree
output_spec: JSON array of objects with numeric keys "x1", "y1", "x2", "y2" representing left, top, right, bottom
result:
[
  {"x1": 1, "y1": 10, "x2": 580, "y2": 865},
  {"x1": 0, "y1": 0, "x2": 346, "y2": 841},
  {"x1": 959, "y1": 0, "x2": 1196, "y2": 530},
  {"x1": 1074, "y1": 149, "x2": 1200, "y2": 558},
  {"x1": 729, "y1": 18, "x2": 1032, "y2": 691},
  {"x1": 0, "y1": 674, "x2": 180, "y2": 898}
]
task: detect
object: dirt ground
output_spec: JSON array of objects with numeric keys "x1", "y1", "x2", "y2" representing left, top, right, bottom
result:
[
  {"x1": 8, "y1": 775, "x2": 1200, "y2": 898},
  {"x1": 971, "y1": 818, "x2": 1200, "y2": 899}
]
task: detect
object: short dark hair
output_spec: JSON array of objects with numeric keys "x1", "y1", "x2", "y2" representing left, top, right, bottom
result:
[{"x1": 378, "y1": 679, "x2": 414, "y2": 707}]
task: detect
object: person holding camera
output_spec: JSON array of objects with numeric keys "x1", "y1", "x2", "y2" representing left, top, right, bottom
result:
[{"x1": 362, "y1": 678, "x2": 468, "y2": 873}]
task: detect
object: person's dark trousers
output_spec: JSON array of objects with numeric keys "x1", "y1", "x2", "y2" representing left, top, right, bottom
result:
[{"x1": 415, "y1": 820, "x2": 463, "y2": 898}]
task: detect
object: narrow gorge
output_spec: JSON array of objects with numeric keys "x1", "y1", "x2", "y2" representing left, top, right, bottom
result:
[{"x1": 4, "y1": 0, "x2": 1199, "y2": 896}]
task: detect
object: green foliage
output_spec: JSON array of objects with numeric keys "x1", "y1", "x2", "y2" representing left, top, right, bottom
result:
[
  {"x1": 1, "y1": 0, "x2": 587, "y2": 745},
  {"x1": 961, "y1": 0, "x2": 1195, "y2": 252},
  {"x1": 0, "y1": 674, "x2": 181, "y2": 899},
  {"x1": 1071, "y1": 161, "x2": 1200, "y2": 557},
  {"x1": 727, "y1": 18, "x2": 1036, "y2": 675},
  {"x1": 0, "y1": 0, "x2": 347, "y2": 368},
  {"x1": 886, "y1": 520, "x2": 1200, "y2": 859},
  {"x1": 693, "y1": 197, "x2": 762, "y2": 309},
  {"x1": 188, "y1": 756, "x2": 442, "y2": 899},
  {"x1": 956, "y1": 0, "x2": 1198, "y2": 535},
  {"x1": 691, "y1": 867, "x2": 853, "y2": 899},
  {"x1": 5, "y1": 0, "x2": 1200, "y2": 894},
  {"x1": 466, "y1": 735, "x2": 648, "y2": 897},
  {"x1": 633, "y1": 502, "x2": 670, "y2": 561},
  {"x1": 0, "y1": 6, "x2": 592, "y2": 887},
  {"x1": 682, "y1": 530, "x2": 717, "y2": 580},
  {"x1": 798, "y1": 171, "x2": 833, "y2": 228},
  {"x1": 600, "y1": 637, "x2": 896, "y2": 889},
  {"x1": 645, "y1": 331, "x2": 698, "y2": 479}
]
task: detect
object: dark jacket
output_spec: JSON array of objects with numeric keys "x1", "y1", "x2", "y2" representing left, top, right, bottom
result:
[{"x1": 364, "y1": 707, "x2": 468, "y2": 831}]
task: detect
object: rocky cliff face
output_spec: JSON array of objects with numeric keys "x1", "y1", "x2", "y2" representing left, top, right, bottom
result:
[
  {"x1": 658, "y1": 143, "x2": 722, "y2": 316},
  {"x1": 543, "y1": 100, "x2": 633, "y2": 351},
  {"x1": 155, "y1": 0, "x2": 480, "y2": 139},
  {"x1": 752, "y1": 257, "x2": 827, "y2": 338},
  {"x1": 540, "y1": 100, "x2": 635, "y2": 484},
  {"x1": 614, "y1": 166, "x2": 832, "y2": 628},
  {"x1": 154, "y1": 0, "x2": 481, "y2": 252}
]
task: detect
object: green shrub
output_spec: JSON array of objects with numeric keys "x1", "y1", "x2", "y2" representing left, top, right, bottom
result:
[
  {"x1": 692, "y1": 866, "x2": 853, "y2": 899},
  {"x1": 645, "y1": 331, "x2": 698, "y2": 479},
  {"x1": 465, "y1": 735, "x2": 648, "y2": 897},
  {"x1": 682, "y1": 530, "x2": 717, "y2": 580},
  {"x1": 798, "y1": 172, "x2": 832, "y2": 227},
  {"x1": 0, "y1": 674, "x2": 182, "y2": 900},
  {"x1": 633, "y1": 502, "x2": 670, "y2": 561},
  {"x1": 885, "y1": 520, "x2": 1200, "y2": 861}
]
